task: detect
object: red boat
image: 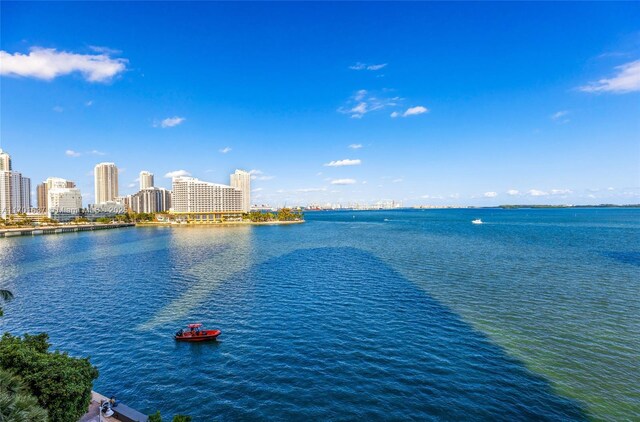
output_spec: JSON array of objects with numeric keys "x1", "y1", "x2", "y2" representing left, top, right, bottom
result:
[{"x1": 175, "y1": 323, "x2": 221, "y2": 342}]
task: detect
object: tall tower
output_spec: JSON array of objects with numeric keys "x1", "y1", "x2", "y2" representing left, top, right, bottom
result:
[
  {"x1": 94, "y1": 163, "x2": 119, "y2": 204},
  {"x1": 139, "y1": 171, "x2": 154, "y2": 190},
  {"x1": 0, "y1": 148, "x2": 11, "y2": 171},
  {"x1": 230, "y1": 169, "x2": 251, "y2": 212}
]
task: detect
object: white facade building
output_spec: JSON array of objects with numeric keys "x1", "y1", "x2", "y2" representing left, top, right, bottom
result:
[
  {"x1": 48, "y1": 187, "x2": 82, "y2": 220},
  {"x1": 230, "y1": 169, "x2": 251, "y2": 213},
  {"x1": 172, "y1": 177, "x2": 242, "y2": 213},
  {"x1": 94, "y1": 163, "x2": 119, "y2": 204},
  {"x1": 0, "y1": 171, "x2": 31, "y2": 218},
  {"x1": 139, "y1": 171, "x2": 154, "y2": 190}
]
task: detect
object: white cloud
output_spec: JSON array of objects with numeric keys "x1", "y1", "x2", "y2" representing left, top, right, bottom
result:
[
  {"x1": 65, "y1": 149, "x2": 81, "y2": 157},
  {"x1": 127, "y1": 183, "x2": 136, "y2": 188},
  {"x1": 249, "y1": 169, "x2": 274, "y2": 181},
  {"x1": 252, "y1": 188, "x2": 263, "y2": 193},
  {"x1": 89, "y1": 150, "x2": 106, "y2": 156},
  {"x1": 164, "y1": 170, "x2": 191, "y2": 178},
  {"x1": 550, "y1": 110, "x2": 569, "y2": 121},
  {"x1": 53, "y1": 106, "x2": 63, "y2": 113},
  {"x1": 392, "y1": 178, "x2": 403, "y2": 183},
  {"x1": 484, "y1": 191, "x2": 498, "y2": 198},
  {"x1": 155, "y1": 116, "x2": 185, "y2": 128},
  {"x1": 338, "y1": 89, "x2": 401, "y2": 118},
  {"x1": 331, "y1": 179, "x2": 356, "y2": 185},
  {"x1": 348, "y1": 144, "x2": 363, "y2": 149},
  {"x1": 349, "y1": 62, "x2": 387, "y2": 71},
  {"x1": 528, "y1": 189, "x2": 549, "y2": 197},
  {"x1": 296, "y1": 187, "x2": 327, "y2": 193},
  {"x1": 403, "y1": 106, "x2": 429, "y2": 117},
  {"x1": 579, "y1": 60, "x2": 640, "y2": 93},
  {"x1": 550, "y1": 189, "x2": 572, "y2": 195},
  {"x1": 507, "y1": 189, "x2": 520, "y2": 196},
  {"x1": 324, "y1": 159, "x2": 361, "y2": 167},
  {"x1": 0, "y1": 47, "x2": 127, "y2": 82},
  {"x1": 219, "y1": 146, "x2": 232, "y2": 154}
]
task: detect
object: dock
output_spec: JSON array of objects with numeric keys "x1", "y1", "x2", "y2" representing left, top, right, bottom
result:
[
  {"x1": 0, "y1": 223, "x2": 134, "y2": 238},
  {"x1": 79, "y1": 391, "x2": 148, "y2": 422}
]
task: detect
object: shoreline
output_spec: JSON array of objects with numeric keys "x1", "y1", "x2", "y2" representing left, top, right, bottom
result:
[
  {"x1": 136, "y1": 220, "x2": 305, "y2": 227},
  {"x1": 0, "y1": 223, "x2": 135, "y2": 238}
]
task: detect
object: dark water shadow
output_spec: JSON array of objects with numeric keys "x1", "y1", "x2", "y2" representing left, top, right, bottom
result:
[
  {"x1": 179, "y1": 246, "x2": 588, "y2": 421},
  {"x1": 603, "y1": 251, "x2": 640, "y2": 267}
]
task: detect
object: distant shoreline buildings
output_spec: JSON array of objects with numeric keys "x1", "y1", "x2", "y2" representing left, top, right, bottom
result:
[{"x1": 0, "y1": 148, "x2": 31, "y2": 219}]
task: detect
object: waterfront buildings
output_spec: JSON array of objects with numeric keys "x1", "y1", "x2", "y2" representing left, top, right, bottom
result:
[
  {"x1": 230, "y1": 169, "x2": 251, "y2": 212},
  {"x1": 48, "y1": 186, "x2": 82, "y2": 221},
  {"x1": 94, "y1": 163, "x2": 119, "y2": 204},
  {"x1": 37, "y1": 177, "x2": 76, "y2": 212},
  {"x1": 130, "y1": 187, "x2": 171, "y2": 213},
  {"x1": 0, "y1": 149, "x2": 32, "y2": 219},
  {"x1": 139, "y1": 171, "x2": 154, "y2": 190},
  {"x1": 171, "y1": 176, "x2": 244, "y2": 222},
  {"x1": 172, "y1": 176, "x2": 242, "y2": 212}
]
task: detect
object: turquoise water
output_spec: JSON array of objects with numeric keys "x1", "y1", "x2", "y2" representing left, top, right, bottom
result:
[{"x1": 1, "y1": 209, "x2": 638, "y2": 420}]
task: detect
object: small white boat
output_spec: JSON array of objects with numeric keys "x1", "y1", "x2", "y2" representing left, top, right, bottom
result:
[{"x1": 472, "y1": 219, "x2": 483, "y2": 225}]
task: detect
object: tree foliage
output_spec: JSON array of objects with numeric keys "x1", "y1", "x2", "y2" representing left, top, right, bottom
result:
[
  {"x1": 0, "y1": 333, "x2": 98, "y2": 422},
  {"x1": 0, "y1": 289, "x2": 13, "y2": 317},
  {"x1": 149, "y1": 411, "x2": 192, "y2": 422},
  {"x1": 0, "y1": 368, "x2": 48, "y2": 422}
]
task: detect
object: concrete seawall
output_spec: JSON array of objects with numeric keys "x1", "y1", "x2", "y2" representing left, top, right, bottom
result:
[{"x1": 0, "y1": 223, "x2": 135, "y2": 238}]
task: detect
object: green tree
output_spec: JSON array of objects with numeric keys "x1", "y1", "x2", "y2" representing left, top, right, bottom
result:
[
  {"x1": 0, "y1": 368, "x2": 48, "y2": 422},
  {"x1": 0, "y1": 333, "x2": 99, "y2": 422},
  {"x1": 0, "y1": 289, "x2": 13, "y2": 317}
]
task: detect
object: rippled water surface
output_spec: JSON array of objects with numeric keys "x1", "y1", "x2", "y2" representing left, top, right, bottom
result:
[{"x1": 1, "y1": 209, "x2": 639, "y2": 420}]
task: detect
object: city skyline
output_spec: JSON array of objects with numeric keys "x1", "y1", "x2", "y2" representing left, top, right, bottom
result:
[{"x1": 1, "y1": 2, "x2": 639, "y2": 207}]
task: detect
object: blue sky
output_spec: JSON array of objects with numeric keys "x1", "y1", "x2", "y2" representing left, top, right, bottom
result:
[{"x1": 1, "y1": 2, "x2": 639, "y2": 207}]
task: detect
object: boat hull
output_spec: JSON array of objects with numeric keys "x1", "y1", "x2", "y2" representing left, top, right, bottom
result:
[{"x1": 175, "y1": 329, "x2": 221, "y2": 342}]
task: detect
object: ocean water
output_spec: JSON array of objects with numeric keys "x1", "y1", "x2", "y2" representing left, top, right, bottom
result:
[{"x1": 1, "y1": 209, "x2": 638, "y2": 421}]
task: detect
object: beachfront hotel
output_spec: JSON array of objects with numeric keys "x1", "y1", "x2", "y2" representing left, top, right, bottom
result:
[
  {"x1": 94, "y1": 162, "x2": 119, "y2": 204},
  {"x1": 171, "y1": 175, "x2": 245, "y2": 223}
]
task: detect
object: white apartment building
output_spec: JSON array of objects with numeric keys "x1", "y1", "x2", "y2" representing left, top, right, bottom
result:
[
  {"x1": 48, "y1": 187, "x2": 82, "y2": 220},
  {"x1": 0, "y1": 170, "x2": 31, "y2": 218},
  {"x1": 94, "y1": 162, "x2": 119, "y2": 204},
  {"x1": 172, "y1": 177, "x2": 242, "y2": 213},
  {"x1": 139, "y1": 171, "x2": 154, "y2": 190},
  {"x1": 230, "y1": 169, "x2": 251, "y2": 213}
]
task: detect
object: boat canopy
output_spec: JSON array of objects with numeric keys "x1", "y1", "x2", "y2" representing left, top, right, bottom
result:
[{"x1": 187, "y1": 323, "x2": 203, "y2": 328}]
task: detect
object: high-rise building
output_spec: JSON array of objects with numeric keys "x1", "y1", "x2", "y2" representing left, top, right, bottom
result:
[
  {"x1": 36, "y1": 183, "x2": 48, "y2": 211},
  {"x1": 37, "y1": 177, "x2": 78, "y2": 212},
  {"x1": 130, "y1": 187, "x2": 172, "y2": 213},
  {"x1": 0, "y1": 171, "x2": 31, "y2": 218},
  {"x1": 48, "y1": 187, "x2": 82, "y2": 221},
  {"x1": 94, "y1": 163, "x2": 118, "y2": 204},
  {"x1": 0, "y1": 148, "x2": 11, "y2": 171},
  {"x1": 230, "y1": 169, "x2": 251, "y2": 213},
  {"x1": 139, "y1": 171, "x2": 154, "y2": 190},
  {"x1": 172, "y1": 177, "x2": 242, "y2": 213}
]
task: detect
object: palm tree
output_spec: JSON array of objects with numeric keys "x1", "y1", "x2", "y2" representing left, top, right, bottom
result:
[
  {"x1": 0, "y1": 289, "x2": 13, "y2": 317},
  {"x1": 0, "y1": 368, "x2": 49, "y2": 421}
]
